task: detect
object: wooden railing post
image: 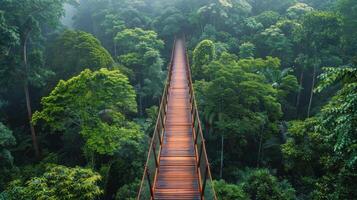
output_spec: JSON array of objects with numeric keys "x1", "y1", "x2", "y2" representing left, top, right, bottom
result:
[
  {"x1": 153, "y1": 143, "x2": 159, "y2": 168},
  {"x1": 197, "y1": 142, "x2": 204, "y2": 167},
  {"x1": 157, "y1": 128, "x2": 162, "y2": 145},
  {"x1": 201, "y1": 165, "x2": 208, "y2": 198},
  {"x1": 146, "y1": 168, "x2": 154, "y2": 199}
]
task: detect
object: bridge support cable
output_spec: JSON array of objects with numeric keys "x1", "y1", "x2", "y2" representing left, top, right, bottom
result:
[{"x1": 137, "y1": 37, "x2": 217, "y2": 200}]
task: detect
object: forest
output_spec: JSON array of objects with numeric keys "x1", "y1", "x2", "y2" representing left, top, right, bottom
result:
[{"x1": 0, "y1": 0, "x2": 356, "y2": 199}]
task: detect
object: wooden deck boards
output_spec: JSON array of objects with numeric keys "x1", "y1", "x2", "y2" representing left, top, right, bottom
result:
[{"x1": 153, "y1": 39, "x2": 200, "y2": 199}]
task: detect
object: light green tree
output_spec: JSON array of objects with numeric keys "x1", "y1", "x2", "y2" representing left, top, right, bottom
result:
[
  {"x1": 1, "y1": 165, "x2": 102, "y2": 200},
  {"x1": 193, "y1": 39, "x2": 216, "y2": 79},
  {"x1": 286, "y1": 3, "x2": 314, "y2": 20},
  {"x1": 239, "y1": 42, "x2": 255, "y2": 59},
  {"x1": 33, "y1": 69, "x2": 143, "y2": 159}
]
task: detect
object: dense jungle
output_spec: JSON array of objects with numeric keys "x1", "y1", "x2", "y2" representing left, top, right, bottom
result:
[{"x1": 0, "y1": 0, "x2": 356, "y2": 199}]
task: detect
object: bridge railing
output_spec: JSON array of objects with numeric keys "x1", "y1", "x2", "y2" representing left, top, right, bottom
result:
[
  {"x1": 184, "y1": 38, "x2": 217, "y2": 200},
  {"x1": 137, "y1": 39, "x2": 175, "y2": 200}
]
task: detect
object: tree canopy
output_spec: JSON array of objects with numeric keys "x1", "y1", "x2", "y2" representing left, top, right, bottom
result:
[{"x1": 1, "y1": 0, "x2": 356, "y2": 199}]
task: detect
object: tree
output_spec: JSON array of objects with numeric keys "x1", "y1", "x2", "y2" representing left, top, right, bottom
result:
[
  {"x1": 286, "y1": 3, "x2": 314, "y2": 20},
  {"x1": 281, "y1": 67, "x2": 357, "y2": 198},
  {"x1": 1, "y1": 165, "x2": 102, "y2": 200},
  {"x1": 152, "y1": 7, "x2": 189, "y2": 39},
  {"x1": 0, "y1": 123, "x2": 16, "y2": 190},
  {"x1": 315, "y1": 67, "x2": 357, "y2": 199},
  {"x1": 251, "y1": 57, "x2": 299, "y2": 118},
  {"x1": 192, "y1": 39, "x2": 216, "y2": 79},
  {"x1": 250, "y1": 0, "x2": 295, "y2": 14},
  {"x1": 0, "y1": 0, "x2": 67, "y2": 158},
  {"x1": 46, "y1": 30, "x2": 114, "y2": 84},
  {"x1": 294, "y1": 11, "x2": 342, "y2": 117},
  {"x1": 115, "y1": 28, "x2": 165, "y2": 115},
  {"x1": 239, "y1": 42, "x2": 255, "y2": 59},
  {"x1": 0, "y1": 11, "x2": 19, "y2": 58},
  {"x1": 33, "y1": 69, "x2": 143, "y2": 160},
  {"x1": 115, "y1": 180, "x2": 140, "y2": 200},
  {"x1": 338, "y1": 0, "x2": 357, "y2": 64},
  {"x1": 256, "y1": 23, "x2": 294, "y2": 66},
  {"x1": 240, "y1": 169, "x2": 296, "y2": 200},
  {"x1": 254, "y1": 11, "x2": 280, "y2": 28},
  {"x1": 195, "y1": 53, "x2": 282, "y2": 178},
  {"x1": 214, "y1": 180, "x2": 248, "y2": 200}
]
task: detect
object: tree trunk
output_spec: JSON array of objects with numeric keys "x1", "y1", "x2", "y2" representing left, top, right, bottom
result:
[
  {"x1": 23, "y1": 32, "x2": 40, "y2": 158},
  {"x1": 219, "y1": 135, "x2": 224, "y2": 179},
  {"x1": 307, "y1": 65, "x2": 317, "y2": 118},
  {"x1": 296, "y1": 68, "x2": 304, "y2": 116},
  {"x1": 257, "y1": 125, "x2": 263, "y2": 168},
  {"x1": 139, "y1": 85, "x2": 143, "y2": 116}
]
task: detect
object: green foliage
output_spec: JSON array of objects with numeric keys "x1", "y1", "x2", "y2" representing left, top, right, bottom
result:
[
  {"x1": 214, "y1": 180, "x2": 248, "y2": 200},
  {"x1": 286, "y1": 3, "x2": 314, "y2": 20},
  {"x1": 254, "y1": 11, "x2": 281, "y2": 28},
  {"x1": 0, "y1": 11, "x2": 19, "y2": 58},
  {"x1": 1, "y1": 165, "x2": 102, "y2": 200},
  {"x1": 241, "y1": 169, "x2": 296, "y2": 200},
  {"x1": 115, "y1": 28, "x2": 165, "y2": 111},
  {"x1": 0, "y1": 123, "x2": 16, "y2": 190},
  {"x1": 295, "y1": 11, "x2": 342, "y2": 67},
  {"x1": 338, "y1": 0, "x2": 357, "y2": 62},
  {"x1": 152, "y1": 7, "x2": 189, "y2": 38},
  {"x1": 239, "y1": 42, "x2": 255, "y2": 58},
  {"x1": 115, "y1": 180, "x2": 140, "y2": 200},
  {"x1": 193, "y1": 39, "x2": 216, "y2": 79},
  {"x1": 317, "y1": 67, "x2": 357, "y2": 169},
  {"x1": 33, "y1": 68, "x2": 142, "y2": 156},
  {"x1": 47, "y1": 30, "x2": 114, "y2": 82},
  {"x1": 250, "y1": 0, "x2": 295, "y2": 14},
  {"x1": 0, "y1": 122, "x2": 15, "y2": 166},
  {"x1": 281, "y1": 67, "x2": 357, "y2": 198},
  {"x1": 1, "y1": 0, "x2": 357, "y2": 198},
  {"x1": 195, "y1": 53, "x2": 283, "y2": 171},
  {"x1": 281, "y1": 118, "x2": 326, "y2": 173},
  {"x1": 0, "y1": 0, "x2": 67, "y2": 85},
  {"x1": 115, "y1": 28, "x2": 164, "y2": 55}
]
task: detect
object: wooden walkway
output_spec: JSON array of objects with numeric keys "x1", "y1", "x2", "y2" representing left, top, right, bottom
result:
[{"x1": 153, "y1": 39, "x2": 201, "y2": 199}]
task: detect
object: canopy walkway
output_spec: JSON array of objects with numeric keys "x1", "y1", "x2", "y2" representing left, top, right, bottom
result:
[{"x1": 137, "y1": 38, "x2": 217, "y2": 200}]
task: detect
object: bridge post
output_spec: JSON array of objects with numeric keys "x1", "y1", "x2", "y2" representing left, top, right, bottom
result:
[
  {"x1": 157, "y1": 128, "x2": 162, "y2": 145},
  {"x1": 201, "y1": 165, "x2": 208, "y2": 198},
  {"x1": 146, "y1": 168, "x2": 154, "y2": 199},
  {"x1": 197, "y1": 142, "x2": 204, "y2": 166},
  {"x1": 153, "y1": 143, "x2": 159, "y2": 167}
]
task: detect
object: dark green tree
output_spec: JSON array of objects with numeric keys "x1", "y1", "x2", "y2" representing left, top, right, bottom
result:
[
  {"x1": 115, "y1": 28, "x2": 165, "y2": 115},
  {"x1": 46, "y1": 30, "x2": 114, "y2": 84},
  {"x1": 195, "y1": 53, "x2": 282, "y2": 178},
  {"x1": 214, "y1": 180, "x2": 248, "y2": 200},
  {"x1": 241, "y1": 169, "x2": 296, "y2": 200},
  {"x1": 0, "y1": 0, "x2": 67, "y2": 158}
]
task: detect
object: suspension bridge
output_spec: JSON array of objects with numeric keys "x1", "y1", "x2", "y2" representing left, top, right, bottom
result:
[{"x1": 137, "y1": 38, "x2": 217, "y2": 200}]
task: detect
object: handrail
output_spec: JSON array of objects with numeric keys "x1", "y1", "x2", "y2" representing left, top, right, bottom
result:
[
  {"x1": 137, "y1": 37, "x2": 216, "y2": 200},
  {"x1": 183, "y1": 35, "x2": 217, "y2": 200},
  {"x1": 137, "y1": 38, "x2": 176, "y2": 200}
]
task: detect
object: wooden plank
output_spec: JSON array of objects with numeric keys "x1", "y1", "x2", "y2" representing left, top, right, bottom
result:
[{"x1": 153, "y1": 39, "x2": 200, "y2": 199}]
